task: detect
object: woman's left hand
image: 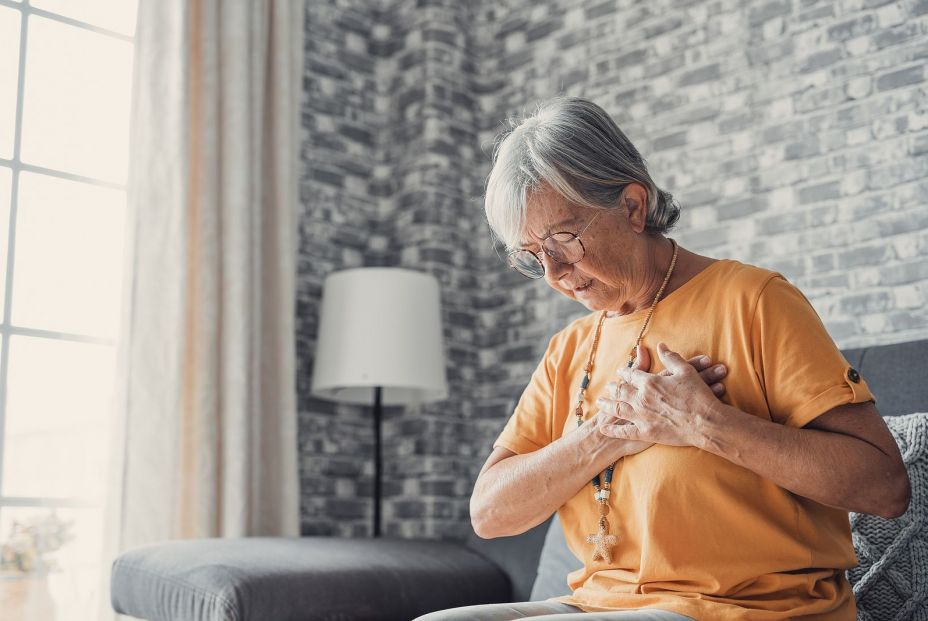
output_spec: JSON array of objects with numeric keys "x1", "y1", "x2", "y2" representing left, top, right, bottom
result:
[{"x1": 595, "y1": 342, "x2": 722, "y2": 447}]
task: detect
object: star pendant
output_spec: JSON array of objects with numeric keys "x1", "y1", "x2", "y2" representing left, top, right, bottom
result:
[{"x1": 586, "y1": 526, "x2": 617, "y2": 564}]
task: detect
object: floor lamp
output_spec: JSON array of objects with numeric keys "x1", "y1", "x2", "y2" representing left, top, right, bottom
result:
[{"x1": 310, "y1": 268, "x2": 448, "y2": 537}]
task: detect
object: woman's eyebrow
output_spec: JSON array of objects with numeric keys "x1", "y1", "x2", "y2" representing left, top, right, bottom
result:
[{"x1": 519, "y1": 218, "x2": 578, "y2": 247}]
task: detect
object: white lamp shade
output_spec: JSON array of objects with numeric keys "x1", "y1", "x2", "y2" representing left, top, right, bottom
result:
[{"x1": 310, "y1": 268, "x2": 449, "y2": 405}]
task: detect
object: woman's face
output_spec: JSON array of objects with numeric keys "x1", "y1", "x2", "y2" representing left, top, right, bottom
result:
[{"x1": 518, "y1": 184, "x2": 659, "y2": 314}]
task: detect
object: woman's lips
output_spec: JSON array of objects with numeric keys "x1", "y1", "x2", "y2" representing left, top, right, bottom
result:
[{"x1": 574, "y1": 280, "x2": 593, "y2": 293}]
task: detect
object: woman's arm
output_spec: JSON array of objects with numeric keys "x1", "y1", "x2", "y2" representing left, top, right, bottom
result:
[
  {"x1": 471, "y1": 352, "x2": 728, "y2": 538},
  {"x1": 470, "y1": 410, "x2": 651, "y2": 539},
  {"x1": 598, "y1": 343, "x2": 911, "y2": 519},
  {"x1": 698, "y1": 399, "x2": 910, "y2": 518}
]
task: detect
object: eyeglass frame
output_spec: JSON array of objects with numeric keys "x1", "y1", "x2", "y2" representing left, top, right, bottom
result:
[{"x1": 506, "y1": 209, "x2": 603, "y2": 279}]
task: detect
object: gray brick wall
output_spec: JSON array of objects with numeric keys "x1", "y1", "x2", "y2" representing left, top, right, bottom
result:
[
  {"x1": 298, "y1": 0, "x2": 485, "y2": 539},
  {"x1": 299, "y1": 0, "x2": 928, "y2": 540}
]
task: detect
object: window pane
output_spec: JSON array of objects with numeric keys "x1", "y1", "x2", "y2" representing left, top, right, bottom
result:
[
  {"x1": 31, "y1": 0, "x2": 137, "y2": 37},
  {"x1": 0, "y1": 166, "x2": 10, "y2": 314},
  {"x1": 1, "y1": 335, "x2": 115, "y2": 499},
  {"x1": 11, "y1": 172, "x2": 126, "y2": 338},
  {"x1": 0, "y1": 6, "x2": 20, "y2": 160},
  {"x1": 0, "y1": 505, "x2": 105, "y2": 621},
  {"x1": 20, "y1": 16, "x2": 133, "y2": 184}
]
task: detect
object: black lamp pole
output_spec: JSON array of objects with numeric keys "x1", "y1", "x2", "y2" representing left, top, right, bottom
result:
[{"x1": 373, "y1": 386, "x2": 383, "y2": 537}]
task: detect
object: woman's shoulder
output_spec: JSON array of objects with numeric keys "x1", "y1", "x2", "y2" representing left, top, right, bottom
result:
[
  {"x1": 702, "y1": 258, "x2": 785, "y2": 295},
  {"x1": 544, "y1": 312, "x2": 601, "y2": 356}
]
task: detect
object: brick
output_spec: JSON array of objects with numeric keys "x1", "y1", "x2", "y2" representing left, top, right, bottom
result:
[
  {"x1": 749, "y1": 0, "x2": 792, "y2": 25},
  {"x1": 615, "y1": 48, "x2": 648, "y2": 68},
  {"x1": 799, "y1": 48, "x2": 843, "y2": 73},
  {"x1": 798, "y1": 180, "x2": 842, "y2": 204},
  {"x1": 785, "y1": 138, "x2": 821, "y2": 160},
  {"x1": 827, "y1": 15, "x2": 877, "y2": 41},
  {"x1": 839, "y1": 291, "x2": 893, "y2": 315},
  {"x1": 644, "y1": 16, "x2": 684, "y2": 38},
  {"x1": 758, "y1": 211, "x2": 808, "y2": 235},
  {"x1": 392, "y1": 500, "x2": 425, "y2": 519},
  {"x1": 888, "y1": 311, "x2": 928, "y2": 331},
  {"x1": 678, "y1": 63, "x2": 720, "y2": 86},
  {"x1": 327, "y1": 498, "x2": 368, "y2": 519},
  {"x1": 651, "y1": 130, "x2": 689, "y2": 151},
  {"x1": 879, "y1": 259, "x2": 928, "y2": 285},
  {"x1": 912, "y1": 134, "x2": 928, "y2": 156},
  {"x1": 873, "y1": 22, "x2": 920, "y2": 49},
  {"x1": 717, "y1": 197, "x2": 766, "y2": 220},
  {"x1": 838, "y1": 244, "x2": 891, "y2": 269},
  {"x1": 876, "y1": 65, "x2": 924, "y2": 91},
  {"x1": 799, "y1": 4, "x2": 835, "y2": 22},
  {"x1": 312, "y1": 168, "x2": 345, "y2": 187},
  {"x1": 586, "y1": 1, "x2": 619, "y2": 19},
  {"x1": 526, "y1": 18, "x2": 562, "y2": 42}
]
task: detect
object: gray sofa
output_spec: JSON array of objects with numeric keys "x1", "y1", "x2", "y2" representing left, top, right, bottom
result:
[{"x1": 111, "y1": 339, "x2": 928, "y2": 620}]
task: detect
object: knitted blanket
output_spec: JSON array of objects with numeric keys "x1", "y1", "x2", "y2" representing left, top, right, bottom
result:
[{"x1": 847, "y1": 412, "x2": 928, "y2": 621}]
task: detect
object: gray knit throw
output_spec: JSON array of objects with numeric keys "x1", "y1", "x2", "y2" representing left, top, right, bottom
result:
[{"x1": 847, "y1": 412, "x2": 927, "y2": 621}]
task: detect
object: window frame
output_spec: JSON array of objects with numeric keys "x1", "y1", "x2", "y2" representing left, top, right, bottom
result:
[{"x1": 0, "y1": 0, "x2": 134, "y2": 514}]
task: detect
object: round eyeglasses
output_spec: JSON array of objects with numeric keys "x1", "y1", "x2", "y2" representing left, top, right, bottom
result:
[{"x1": 507, "y1": 211, "x2": 602, "y2": 279}]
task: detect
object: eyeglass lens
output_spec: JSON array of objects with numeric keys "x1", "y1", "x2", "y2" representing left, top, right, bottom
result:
[{"x1": 509, "y1": 234, "x2": 585, "y2": 278}]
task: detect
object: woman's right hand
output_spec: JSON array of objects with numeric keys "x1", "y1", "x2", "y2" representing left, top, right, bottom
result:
[{"x1": 588, "y1": 346, "x2": 728, "y2": 459}]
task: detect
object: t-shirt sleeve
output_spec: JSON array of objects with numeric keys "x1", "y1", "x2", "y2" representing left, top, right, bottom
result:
[
  {"x1": 492, "y1": 333, "x2": 562, "y2": 455},
  {"x1": 751, "y1": 275, "x2": 875, "y2": 428}
]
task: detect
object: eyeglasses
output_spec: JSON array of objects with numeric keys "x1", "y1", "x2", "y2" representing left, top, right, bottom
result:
[{"x1": 507, "y1": 211, "x2": 602, "y2": 279}]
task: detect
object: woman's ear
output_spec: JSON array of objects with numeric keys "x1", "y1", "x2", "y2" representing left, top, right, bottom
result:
[{"x1": 622, "y1": 183, "x2": 650, "y2": 234}]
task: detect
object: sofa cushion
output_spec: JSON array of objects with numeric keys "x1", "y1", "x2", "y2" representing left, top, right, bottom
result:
[
  {"x1": 464, "y1": 516, "x2": 551, "y2": 602},
  {"x1": 847, "y1": 412, "x2": 928, "y2": 620},
  {"x1": 844, "y1": 341, "x2": 928, "y2": 417},
  {"x1": 111, "y1": 537, "x2": 510, "y2": 621},
  {"x1": 529, "y1": 512, "x2": 581, "y2": 601}
]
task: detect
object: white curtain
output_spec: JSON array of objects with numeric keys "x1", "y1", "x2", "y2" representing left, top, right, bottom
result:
[{"x1": 99, "y1": 1, "x2": 304, "y2": 615}]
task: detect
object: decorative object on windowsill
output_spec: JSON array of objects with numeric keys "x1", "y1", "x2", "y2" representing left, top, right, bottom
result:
[
  {"x1": 311, "y1": 268, "x2": 449, "y2": 537},
  {"x1": 0, "y1": 510, "x2": 74, "y2": 574}
]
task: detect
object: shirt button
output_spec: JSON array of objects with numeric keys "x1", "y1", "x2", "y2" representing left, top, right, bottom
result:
[{"x1": 847, "y1": 368, "x2": 861, "y2": 383}]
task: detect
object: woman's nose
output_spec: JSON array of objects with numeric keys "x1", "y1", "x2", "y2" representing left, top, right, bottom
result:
[{"x1": 541, "y1": 251, "x2": 573, "y2": 285}]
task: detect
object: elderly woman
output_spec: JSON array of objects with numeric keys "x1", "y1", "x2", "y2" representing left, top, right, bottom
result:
[{"x1": 418, "y1": 97, "x2": 911, "y2": 621}]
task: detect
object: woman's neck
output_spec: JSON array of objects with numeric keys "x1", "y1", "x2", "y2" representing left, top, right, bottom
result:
[{"x1": 607, "y1": 237, "x2": 678, "y2": 317}]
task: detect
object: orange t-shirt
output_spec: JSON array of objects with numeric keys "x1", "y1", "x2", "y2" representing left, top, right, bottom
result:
[{"x1": 493, "y1": 260, "x2": 874, "y2": 621}]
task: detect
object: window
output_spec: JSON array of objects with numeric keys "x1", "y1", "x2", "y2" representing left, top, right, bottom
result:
[{"x1": 0, "y1": 1, "x2": 137, "y2": 618}]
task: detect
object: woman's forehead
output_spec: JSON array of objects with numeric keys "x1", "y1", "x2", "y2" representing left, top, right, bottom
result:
[{"x1": 520, "y1": 191, "x2": 585, "y2": 244}]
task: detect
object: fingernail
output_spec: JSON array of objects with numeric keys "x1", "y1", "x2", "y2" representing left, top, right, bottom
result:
[
  {"x1": 714, "y1": 365, "x2": 725, "y2": 374},
  {"x1": 700, "y1": 356, "x2": 710, "y2": 365}
]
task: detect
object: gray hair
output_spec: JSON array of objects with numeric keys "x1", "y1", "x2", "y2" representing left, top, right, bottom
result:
[{"x1": 484, "y1": 96, "x2": 680, "y2": 250}]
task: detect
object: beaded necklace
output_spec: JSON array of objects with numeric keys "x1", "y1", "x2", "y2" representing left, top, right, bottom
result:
[{"x1": 574, "y1": 239, "x2": 679, "y2": 565}]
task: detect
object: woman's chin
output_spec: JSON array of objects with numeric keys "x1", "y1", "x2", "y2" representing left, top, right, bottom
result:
[{"x1": 573, "y1": 287, "x2": 602, "y2": 310}]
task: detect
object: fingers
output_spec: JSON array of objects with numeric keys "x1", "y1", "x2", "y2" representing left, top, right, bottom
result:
[
  {"x1": 600, "y1": 419, "x2": 640, "y2": 440},
  {"x1": 656, "y1": 342, "x2": 692, "y2": 374},
  {"x1": 688, "y1": 354, "x2": 713, "y2": 372},
  {"x1": 632, "y1": 345, "x2": 651, "y2": 372},
  {"x1": 662, "y1": 353, "x2": 712, "y2": 377},
  {"x1": 595, "y1": 397, "x2": 634, "y2": 421},
  {"x1": 697, "y1": 363, "x2": 727, "y2": 386},
  {"x1": 605, "y1": 379, "x2": 636, "y2": 401},
  {"x1": 616, "y1": 364, "x2": 650, "y2": 387}
]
